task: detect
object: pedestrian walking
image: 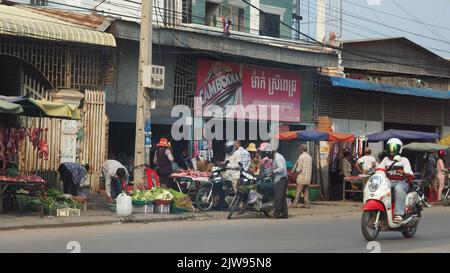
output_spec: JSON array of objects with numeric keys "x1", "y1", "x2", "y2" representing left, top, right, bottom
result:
[
  {"x1": 153, "y1": 138, "x2": 176, "y2": 189},
  {"x1": 292, "y1": 144, "x2": 313, "y2": 208}
]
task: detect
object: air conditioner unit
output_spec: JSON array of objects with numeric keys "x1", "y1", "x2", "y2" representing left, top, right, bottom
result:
[{"x1": 143, "y1": 65, "x2": 165, "y2": 90}]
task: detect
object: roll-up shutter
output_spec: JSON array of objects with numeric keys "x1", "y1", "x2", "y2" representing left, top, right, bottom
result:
[
  {"x1": 317, "y1": 88, "x2": 382, "y2": 121},
  {"x1": 384, "y1": 94, "x2": 443, "y2": 126}
]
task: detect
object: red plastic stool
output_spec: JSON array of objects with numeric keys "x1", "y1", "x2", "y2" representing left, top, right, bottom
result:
[{"x1": 145, "y1": 168, "x2": 159, "y2": 189}]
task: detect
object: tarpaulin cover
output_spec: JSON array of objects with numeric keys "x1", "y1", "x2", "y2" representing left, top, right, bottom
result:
[
  {"x1": 0, "y1": 95, "x2": 80, "y2": 120},
  {"x1": 277, "y1": 130, "x2": 355, "y2": 142},
  {"x1": 0, "y1": 99, "x2": 23, "y2": 114},
  {"x1": 367, "y1": 129, "x2": 439, "y2": 142},
  {"x1": 403, "y1": 142, "x2": 449, "y2": 153}
]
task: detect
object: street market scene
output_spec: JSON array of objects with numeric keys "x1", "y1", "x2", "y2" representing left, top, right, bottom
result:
[{"x1": 0, "y1": 0, "x2": 450, "y2": 256}]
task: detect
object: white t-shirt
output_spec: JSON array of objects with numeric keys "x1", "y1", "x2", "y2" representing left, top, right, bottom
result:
[
  {"x1": 378, "y1": 156, "x2": 413, "y2": 175},
  {"x1": 357, "y1": 155, "x2": 378, "y2": 171}
]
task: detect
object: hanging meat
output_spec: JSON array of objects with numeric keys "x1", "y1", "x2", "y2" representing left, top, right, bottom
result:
[{"x1": 0, "y1": 127, "x2": 6, "y2": 174}]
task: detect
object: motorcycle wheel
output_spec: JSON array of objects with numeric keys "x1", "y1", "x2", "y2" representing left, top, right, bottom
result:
[
  {"x1": 361, "y1": 211, "x2": 381, "y2": 241},
  {"x1": 443, "y1": 194, "x2": 450, "y2": 206},
  {"x1": 195, "y1": 187, "x2": 214, "y2": 211},
  {"x1": 401, "y1": 224, "x2": 418, "y2": 238},
  {"x1": 227, "y1": 195, "x2": 243, "y2": 219}
]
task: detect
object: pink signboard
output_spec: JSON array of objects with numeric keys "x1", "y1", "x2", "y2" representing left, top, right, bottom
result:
[{"x1": 196, "y1": 58, "x2": 301, "y2": 122}]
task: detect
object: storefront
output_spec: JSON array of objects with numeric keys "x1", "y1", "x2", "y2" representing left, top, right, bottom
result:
[{"x1": 191, "y1": 57, "x2": 316, "y2": 164}]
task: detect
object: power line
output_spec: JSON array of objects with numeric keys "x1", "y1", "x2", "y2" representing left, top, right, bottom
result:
[
  {"x1": 392, "y1": 0, "x2": 450, "y2": 43},
  {"x1": 343, "y1": 0, "x2": 450, "y2": 32}
]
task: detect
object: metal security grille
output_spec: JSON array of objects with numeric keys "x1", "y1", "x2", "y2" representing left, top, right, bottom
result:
[
  {"x1": 444, "y1": 101, "x2": 450, "y2": 126},
  {"x1": 0, "y1": 36, "x2": 115, "y2": 89},
  {"x1": 384, "y1": 94, "x2": 443, "y2": 126},
  {"x1": 182, "y1": 0, "x2": 192, "y2": 23},
  {"x1": 317, "y1": 88, "x2": 382, "y2": 121},
  {"x1": 173, "y1": 52, "x2": 196, "y2": 108}
]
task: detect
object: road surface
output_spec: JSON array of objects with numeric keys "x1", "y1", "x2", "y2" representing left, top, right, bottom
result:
[{"x1": 0, "y1": 207, "x2": 449, "y2": 253}]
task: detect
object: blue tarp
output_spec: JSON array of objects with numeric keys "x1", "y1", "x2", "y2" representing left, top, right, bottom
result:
[
  {"x1": 367, "y1": 129, "x2": 439, "y2": 142},
  {"x1": 328, "y1": 76, "x2": 448, "y2": 99},
  {"x1": 297, "y1": 130, "x2": 329, "y2": 141}
]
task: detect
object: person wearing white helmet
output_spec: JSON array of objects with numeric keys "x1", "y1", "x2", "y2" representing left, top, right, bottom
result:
[{"x1": 378, "y1": 138, "x2": 414, "y2": 223}]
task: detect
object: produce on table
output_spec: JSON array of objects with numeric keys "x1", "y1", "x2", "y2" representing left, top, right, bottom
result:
[
  {"x1": 0, "y1": 175, "x2": 46, "y2": 183},
  {"x1": 131, "y1": 187, "x2": 174, "y2": 203}
]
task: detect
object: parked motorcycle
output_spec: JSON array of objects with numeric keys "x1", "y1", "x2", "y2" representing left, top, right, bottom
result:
[
  {"x1": 195, "y1": 163, "x2": 235, "y2": 211},
  {"x1": 227, "y1": 163, "x2": 274, "y2": 219},
  {"x1": 361, "y1": 155, "x2": 429, "y2": 241}
]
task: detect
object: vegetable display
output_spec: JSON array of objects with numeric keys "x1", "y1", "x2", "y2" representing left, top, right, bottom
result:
[
  {"x1": 131, "y1": 187, "x2": 174, "y2": 203},
  {"x1": 167, "y1": 189, "x2": 193, "y2": 210}
]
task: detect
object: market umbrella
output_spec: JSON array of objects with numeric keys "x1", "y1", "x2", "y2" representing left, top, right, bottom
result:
[
  {"x1": 0, "y1": 99, "x2": 23, "y2": 114},
  {"x1": 0, "y1": 95, "x2": 80, "y2": 120},
  {"x1": 276, "y1": 130, "x2": 355, "y2": 142},
  {"x1": 403, "y1": 142, "x2": 449, "y2": 153},
  {"x1": 367, "y1": 129, "x2": 439, "y2": 142}
]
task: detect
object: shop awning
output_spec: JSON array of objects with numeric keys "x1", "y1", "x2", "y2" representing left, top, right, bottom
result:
[
  {"x1": 0, "y1": 5, "x2": 116, "y2": 47},
  {"x1": 327, "y1": 76, "x2": 448, "y2": 99},
  {"x1": 367, "y1": 129, "x2": 439, "y2": 142},
  {"x1": 0, "y1": 95, "x2": 80, "y2": 120},
  {"x1": 0, "y1": 99, "x2": 23, "y2": 114},
  {"x1": 403, "y1": 142, "x2": 449, "y2": 153},
  {"x1": 277, "y1": 130, "x2": 355, "y2": 142}
]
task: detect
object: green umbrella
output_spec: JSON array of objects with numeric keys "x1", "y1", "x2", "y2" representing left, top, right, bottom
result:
[
  {"x1": 403, "y1": 142, "x2": 449, "y2": 153},
  {"x1": 0, "y1": 99, "x2": 23, "y2": 114}
]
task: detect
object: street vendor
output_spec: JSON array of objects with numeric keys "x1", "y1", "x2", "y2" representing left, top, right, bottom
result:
[
  {"x1": 247, "y1": 143, "x2": 260, "y2": 176},
  {"x1": 58, "y1": 162, "x2": 87, "y2": 196},
  {"x1": 153, "y1": 138, "x2": 176, "y2": 189},
  {"x1": 101, "y1": 159, "x2": 129, "y2": 202},
  {"x1": 356, "y1": 148, "x2": 378, "y2": 174},
  {"x1": 223, "y1": 140, "x2": 241, "y2": 192}
]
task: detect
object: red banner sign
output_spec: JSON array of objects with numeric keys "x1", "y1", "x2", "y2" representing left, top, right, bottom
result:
[{"x1": 196, "y1": 59, "x2": 301, "y2": 122}]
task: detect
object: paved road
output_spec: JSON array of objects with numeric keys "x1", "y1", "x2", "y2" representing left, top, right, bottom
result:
[{"x1": 0, "y1": 207, "x2": 449, "y2": 253}]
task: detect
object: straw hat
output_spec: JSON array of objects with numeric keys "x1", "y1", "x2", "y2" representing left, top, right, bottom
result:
[
  {"x1": 247, "y1": 143, "x2": 257, "y2": 152},
  {"x1": 157, "y1": 138, "x2": 170, "y2": 147}
]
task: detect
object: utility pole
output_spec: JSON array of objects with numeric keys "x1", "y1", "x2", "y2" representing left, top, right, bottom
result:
[{"x1": 134, "y1": 0, "x2": 153, "y2": 184}]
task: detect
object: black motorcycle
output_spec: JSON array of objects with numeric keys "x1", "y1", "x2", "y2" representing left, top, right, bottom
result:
[
  {"x1": 227, "y1": 163, "x2": 275, "y2": 219},
  {"x1": 195, "y1": 163, "x2": 235, "y2": 211}
]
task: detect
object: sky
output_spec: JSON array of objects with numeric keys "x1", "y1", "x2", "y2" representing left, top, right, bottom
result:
[{"x1": 303, "y1": 0, "x2": 450, "y2": 59}]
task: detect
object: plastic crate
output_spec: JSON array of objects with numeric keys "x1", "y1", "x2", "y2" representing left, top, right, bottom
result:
[
  {"x1": 154, "y1": 203, "x2": 170, "y2": 214},
  {"x1": 132, "y1": 204, "x2": 148, "y2": 213}
]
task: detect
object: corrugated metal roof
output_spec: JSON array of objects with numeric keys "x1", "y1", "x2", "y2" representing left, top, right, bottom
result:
[
  {"x1": 23, "y1": 6, "x2": 113, "y2": 31},
  {"x1": 0, "y1": 4, "x2": 116, "y2": 47},
  {"x1": 327, "y1": 76, "x2": 449, "y2": 99}
]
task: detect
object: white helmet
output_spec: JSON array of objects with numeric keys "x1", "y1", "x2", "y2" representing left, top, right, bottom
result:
[{"x1": 386, "y1": 138, "x2": 403, "y2": 156}]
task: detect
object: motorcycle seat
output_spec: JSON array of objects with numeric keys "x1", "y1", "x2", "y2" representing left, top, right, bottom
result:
[{"x1": 257, "y1": 183, "x2": 274, "y2": 196}]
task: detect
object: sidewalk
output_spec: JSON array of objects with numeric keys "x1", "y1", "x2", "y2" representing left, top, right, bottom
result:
[{"x1": 0, "y1": 201, "x2": 364, "y2": 231}]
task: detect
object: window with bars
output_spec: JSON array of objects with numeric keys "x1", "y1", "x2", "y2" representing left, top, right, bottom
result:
[
  {"x1": 31, "y1": 0, "x2": 48, "y2": 6},
  {"x1": 223, "y1": 6, "x2": 245, "y2": 32},
  {"x1": 173, "y1": 53, "x2": 196, "y2": 108},
  {"x1": 182, "y1": 0, "x2": 192, "y2": 23}
]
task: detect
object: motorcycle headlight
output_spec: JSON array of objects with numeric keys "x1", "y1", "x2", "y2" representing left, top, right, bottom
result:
[{"x1": 368, "y1": 176, "x2": 381, "y2": 192}]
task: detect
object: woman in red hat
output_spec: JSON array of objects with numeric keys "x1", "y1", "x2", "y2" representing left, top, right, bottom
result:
[
  {"x1": 437, "y1": 150, "x2": 448, "y2": 202},
  {"x1": 153, "y1": 138, "x2": 175, "y2": 189}
]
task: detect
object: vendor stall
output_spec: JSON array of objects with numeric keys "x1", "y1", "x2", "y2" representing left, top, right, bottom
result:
[
  {"x1": 170, "y1": 170, "x2": 210, "y2": 198},
  {"x1": 0, "y1": 96, "x2": 80, "y2": 217},
  {"x1": 277, "y1": 129, "x2": 355, "y2": 201}
]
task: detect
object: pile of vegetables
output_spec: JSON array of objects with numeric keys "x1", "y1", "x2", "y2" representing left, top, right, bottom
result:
[
  {"x1": 131, "y1": 187, "x2": 174, "y2": 203},
  {"x1": 287, "y1": 189, "x2": 297, "y2": 200},
  {"x1": 167, "y1": 189, "x2": 192, "y2": 210},
  {"x1": 16, "y1": 188, "x2": 83, "y2": 212}
]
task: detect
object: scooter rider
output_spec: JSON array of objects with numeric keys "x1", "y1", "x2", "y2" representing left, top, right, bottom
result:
[{"x1": 378, "y1": 138, "x2": 414, "y2": 223}]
